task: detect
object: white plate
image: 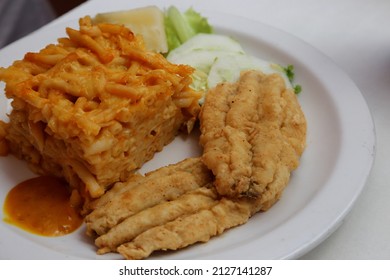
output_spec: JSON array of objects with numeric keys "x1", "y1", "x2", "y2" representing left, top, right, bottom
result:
[{"x1": 0, "y1": 5, "x2": 375, "y2": 260}]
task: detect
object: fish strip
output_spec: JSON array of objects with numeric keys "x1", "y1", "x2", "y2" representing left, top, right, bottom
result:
[
  {"x1": 95, "y1": 186, "x2": 218, "y2": 254},
  {"x1": 199, "y1": 70, "x2": 306, "y2": 197},
  {"x1": 117, "y1": 197, "x2": 254, "y2": 260},
  {"x1": 85, "y1": 158, "x2": 213, "y2": 236}
]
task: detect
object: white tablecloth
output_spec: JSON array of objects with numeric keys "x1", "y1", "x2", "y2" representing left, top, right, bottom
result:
[{"x1": 5, "y1": 0, "x2": 390, "y2": 259}]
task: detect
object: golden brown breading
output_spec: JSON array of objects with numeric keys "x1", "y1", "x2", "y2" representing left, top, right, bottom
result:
[
  {"x1": 86, "y1": 157, "x2": 260, "y2": 259},
  {"x1": 86, "y1": 155, "x2": 301, "y2": 259},
  {"x1": 96, "y1": 186, "x2": 219, "y2": 254},
  {"x1": 117, "y1": 197, "x2": 254, "y2": 260},
  {"x1": 199, "y1": 70, "x2": 306, "y2": 198},
  {"x1": 85, "y1": 157, "x2": 213, "y2": 236}
]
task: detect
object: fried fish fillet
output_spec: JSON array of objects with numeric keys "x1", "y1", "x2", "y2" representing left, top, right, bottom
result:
[
  {"x1": 117, "y1": 195, "x2": 255, "y2": 260},
  {"x1": 85, "y1": 157, "x2": 213, "y2": 236},
  {"x1": 86, "y1": 157, "x2": 259, "y2": 259},
  {"x1": 199, "y1": 70, "x2": 306, "y2": 198},
  {"x1": 86, "y1": 156, "x2": 298, "y2": 259}
]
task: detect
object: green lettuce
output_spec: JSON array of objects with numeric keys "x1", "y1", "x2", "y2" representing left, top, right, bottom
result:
[{"x1": 164, "y1": 6, "x2": 213, "y2": 52}]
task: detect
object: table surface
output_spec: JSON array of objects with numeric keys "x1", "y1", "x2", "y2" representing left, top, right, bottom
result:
[{"x1": 6, "y1": 0, "x2": 390, "y2": 259}]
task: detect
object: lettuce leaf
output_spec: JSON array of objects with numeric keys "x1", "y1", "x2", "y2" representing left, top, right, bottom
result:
[
  {"x1": 164, "y1": 6, "x2": 213, "y2": 52},
  {"x1": 185, "y1": 8, "x2": 213, "y2": 34},
  {"x1": 164, "y1": 14, "x2": 183, "y2": 51}
]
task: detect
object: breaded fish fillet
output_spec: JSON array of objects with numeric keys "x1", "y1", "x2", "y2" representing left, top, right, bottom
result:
[
  {"x1": 117, "y1": 196, "x2": 254, "y2": 260},
  {"x1": 85, "y1": 157, "x2": 213, "y2": 236},
  {"x1": 95, "y1": 186, "x2": 219, "y2": 254},
  {"x1": 87, "y1": 157, "x2": 258, "y2": 259},
  {"x1": 199, "y1": 70, "x2": 306, "y2": 198},
  {"x1": 86, "y1": 156, "x2": 300, "y2": 259}
]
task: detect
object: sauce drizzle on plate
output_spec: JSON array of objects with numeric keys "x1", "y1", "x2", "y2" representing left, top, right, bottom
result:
[{"x1": 3, "y1": 176, "x2": 83, "y2": 237}]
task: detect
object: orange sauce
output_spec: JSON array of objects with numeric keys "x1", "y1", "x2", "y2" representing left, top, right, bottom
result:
[{"x1": 3, "y1": 176, "x2": 83, "y2": 237}]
